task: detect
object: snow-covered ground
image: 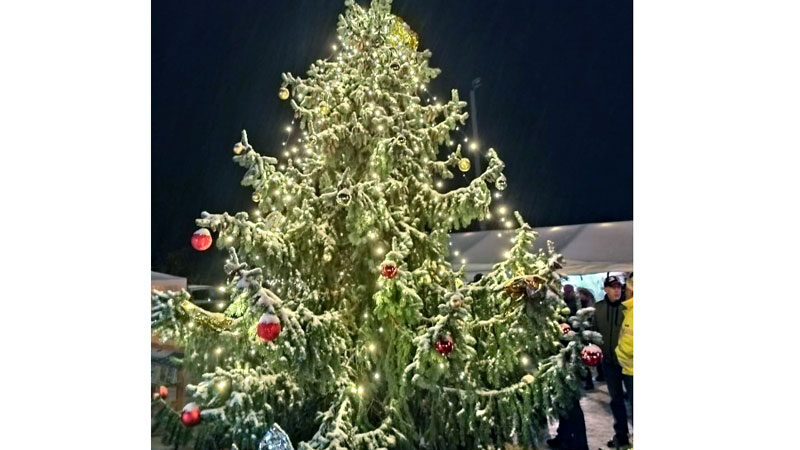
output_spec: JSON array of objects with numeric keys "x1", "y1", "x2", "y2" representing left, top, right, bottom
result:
[{"x1": 152, "y1": 381, "x2": 631, "y2": 449}]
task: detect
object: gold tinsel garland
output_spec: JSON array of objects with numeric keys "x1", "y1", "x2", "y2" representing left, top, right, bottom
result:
[
  {"x1": 502, "y1": 275, "x2": 548, "y2": 298},
  {"x1": 389, "y1": 16, "x2": 418, "y2": 50},
  {"x1": 178, "y1": 299, "x2": 234, "y2": 331}
]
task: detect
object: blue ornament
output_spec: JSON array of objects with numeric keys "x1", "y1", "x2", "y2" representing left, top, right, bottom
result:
[{"x1": 258, "y1": 424, "x2": 293, "y2": 450}]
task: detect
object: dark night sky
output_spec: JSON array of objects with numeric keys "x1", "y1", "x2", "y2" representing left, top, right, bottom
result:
[{"x1": 152, "y1": 0, "x2": 632, "y2": 279}]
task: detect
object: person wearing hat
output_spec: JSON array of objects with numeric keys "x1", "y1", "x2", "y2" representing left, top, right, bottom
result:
[{"x1": 593, "y1": 275, "x2": 632, "y2": 448}]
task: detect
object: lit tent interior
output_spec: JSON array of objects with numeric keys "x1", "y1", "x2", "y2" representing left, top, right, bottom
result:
[{"x1": 449, "y1": 221, "x2": 632, "y2": 297}]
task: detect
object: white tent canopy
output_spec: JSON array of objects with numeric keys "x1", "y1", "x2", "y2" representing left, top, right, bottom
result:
[
  {"x1": 151, "y1": 271, "x2": 187, "y2": 292},
  {"x1": 449, "y1": 221, "x2": 632, "y2": 278}
]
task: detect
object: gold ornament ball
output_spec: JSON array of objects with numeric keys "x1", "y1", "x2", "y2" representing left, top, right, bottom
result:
[
  {"x1": 252, "y1": 192, "x2": 262, "y2": 203},
  {"x1": 319, "y1": 102, "x2": 331, "y2": 116},
  {"x1": 278, "y1": 87, "x2": 290, "y2": 100},
  {"x1": 458, "y1": 157, "x2": 471, "y2": 173},
  {"x1": 522, "y1": 374, "x2": 534, "y2": 384},
  {"x1": 233, "y1": 143, "x2": 245, "y2": 155}
]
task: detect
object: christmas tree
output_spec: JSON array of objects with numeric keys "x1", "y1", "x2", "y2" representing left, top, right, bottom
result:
[{"x1": 151, "y1": 1, "x2": 601, "y2": 448}]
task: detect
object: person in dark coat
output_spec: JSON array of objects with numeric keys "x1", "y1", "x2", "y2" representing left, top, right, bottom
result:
[
  {"x1": 577, "y1": 287, "x2": 595, "y2": 308},
  {"x1": 563, "y1": 284, "x2": 579, "y2": 316},
  {"x1": 546, "y1": 397, "x2": 589, "y2": 450},
  {"x1": 593, "y1": 275, "x2": 632, "y2": 448}
]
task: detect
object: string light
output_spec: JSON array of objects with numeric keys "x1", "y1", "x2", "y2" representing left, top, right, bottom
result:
[
  {"x1": 218, "y1": 286, "x2": 226, "y2": 292},
  {"x1": 521, "y1": 356, "x2": 529, "y2": 365},
  {"x1": 215, "y1": 347, "x2": 222, "y2": 355},
  {"x1": 368, "y1": 343, "x2": 376, "y2": 352},
  {"x1": 373, "y1": 372, "x2": 380, "y2": 380}
]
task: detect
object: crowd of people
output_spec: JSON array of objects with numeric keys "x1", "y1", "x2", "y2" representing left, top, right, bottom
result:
[{"x1": 547, "y1": 274, "x2": 634, "y2": 450}]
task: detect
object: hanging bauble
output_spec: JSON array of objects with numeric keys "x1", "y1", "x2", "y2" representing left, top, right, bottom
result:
[
  {"x1": 191, "y1": 228, "x2": 213, "y2": 251},
  {"x1": 336, "y1": 188, "x2": 351, "y2": 206},
  {"x1": 258, "y1": 423, "x2": 294, "y2": 450},
  {"x1": 278, "y1": 87, "x2": 290, "y2": 100},
  {"x1": 458, "y1": 157, "x2": 471, "y2": 173},
  {"x1": 252, "y1": 192, "x2": 262, "y2": 203},
  {"x1": 380, "y1": 261, "x2": 398, "y2": 279},
  {"x1": 560, "y1": 323, "x2": 572, "y2": 335},
  {"x1": 390, "y1": 61, "x2": 401, "y2": 72},
  {"x1": 449, "y1": 293, "x2": 464, "y2": 309},
  {"x1": 180, "y1": 403, "x2": 202, "y2": 427},
  {"x1": 233, "y1": 142, "x2": 245, "y2": 155},
  {"x1": 521, "y1": 374, "x2": 535, "y2": 384},
  {"x1": 495, "y1": 175, "x2": 507, "y2": 191},
  {"x1": 434, "y1": 336, "x2": 454, "y2": 356},
  {"x1": 158, "y1": 385, "x2": 168, "y2": 399},
  {"x1": 318, "y1": 102, "x2": 331, "y2": 116},
  {"x1": 581, "y1": 344, "x2": 603, "y2": 367},
  {"x1": 257, "y1": 313, "x2": 281, "y2": 342}
]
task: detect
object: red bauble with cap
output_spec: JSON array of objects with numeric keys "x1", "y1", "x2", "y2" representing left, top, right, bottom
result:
[
  {"x1": 191, "y1": 228, "x2": 213, "y2": 251},
  {"x1": 257, "y1": 313, "x2": 281, "y2": 342},
  {"x1": 158, "y1": 385, "x2": 168, "y2": 399},
  {"x1": 180, "y1": 403, "x2": 202, "y2": 427},
  {"x1": 380, "y1": 261, "x2": 398, "y2": 279},
  {"x1": 434, "y1": 336, "x2": 454, "y2": 356},
  {"x1": 581, "y1": 344, "x2": 603, "y2": 367}
]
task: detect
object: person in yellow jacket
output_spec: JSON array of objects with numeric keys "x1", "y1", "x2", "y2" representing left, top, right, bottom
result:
[
  {"x1": 616, "y1": 273, "x2": 634, "y2": 449},
  {"x1": 616, "y1": 275, "x2": 633, "y2": 375}
]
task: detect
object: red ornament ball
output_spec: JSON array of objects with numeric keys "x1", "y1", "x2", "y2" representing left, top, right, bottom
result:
[
  {"x1": 180, "y1": 403, "x2": 202, "y2": 427},
  {"x1": 381, "y1": 261, "x2": 398, "y2": 279},
  {"x1": 158, "y1": 385, "x2": 168, "y2": 399},
  {"x1": 191, "y1": 228, "x2": 213, "y2": 251},
  {"x1": 257, "y1": 314, "x2": 281, "y2": 342},
  {"x1": 581, "y1": 344, "x2": 603, "y2": 367},
  {"x1": 560, "y1": 323, "x2": 572, "y2": 335},
  {"x1": 434, "y1": 336, "x2": 454, "y2": 356}
]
